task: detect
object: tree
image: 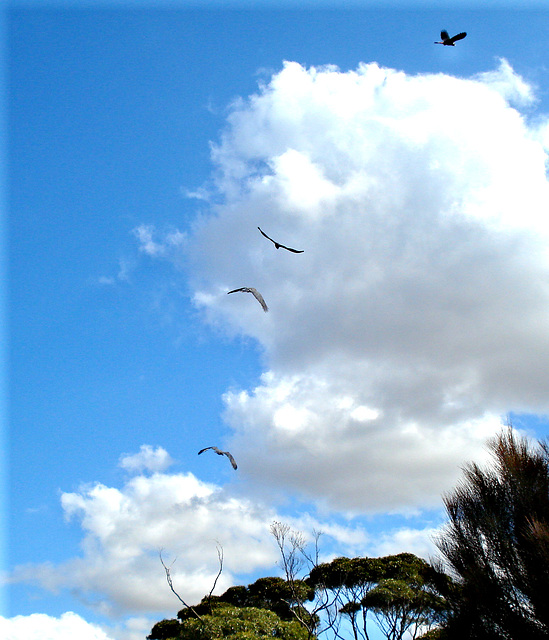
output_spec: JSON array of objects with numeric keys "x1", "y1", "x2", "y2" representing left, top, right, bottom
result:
[
  {"x1": 177, "y1": 604, "x2": 311, "y2": 640},
  {"x1": 150, "y1": 598, "x2": 313, "y2": 640},
  {"x1": 435, "y1": 428, "x2": 549, "y2": 639},
  {"x1": 308, "y1": 552, "x2": 449, "y2": 640},
  {"x1": 150, "y1": 527, "x2": 449, "y2": 640},
  {"x1": 159, "y1": 544, "x2": 224, "y2": 622},
  {"x1": 362, "y1": 553, "x2": 449, "y2": 640},
  {"x1": 270, "y1": 522, "x2": 324, "y2": 637},
  {"x1": 150, "y1": 532, "x2": 318, "y2": 640},
  {"x1": 147, "y1": 618, "x2": 182, "y2": 640},
  {"x1": 177, "y1": 576, "x2": 315, "y2": 625}
]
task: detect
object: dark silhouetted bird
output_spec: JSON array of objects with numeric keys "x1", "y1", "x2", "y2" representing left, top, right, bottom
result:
[
  {"x1": 227, "y1": 287, "x2": 268, "y2": 312},
  {"x1": 258, "y1": 227, "x2": 304, "y2": 253},
  {"x1": 198, "y1": 446, "x2": 238, "y2": 470},
  {"x1": 435, "y1": 30, "x2": 467, "y2": 46}
]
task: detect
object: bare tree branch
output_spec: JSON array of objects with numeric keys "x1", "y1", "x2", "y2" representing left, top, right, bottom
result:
[
  {"x1": 159, "y1": 550, "x2": 203, "y2": 621},
  {"x1": 270, "y1": 521, "x2": 346, "y2": 640},
  {"x1": 203, "y1": 542, "x2": 224, "y2": 614}
]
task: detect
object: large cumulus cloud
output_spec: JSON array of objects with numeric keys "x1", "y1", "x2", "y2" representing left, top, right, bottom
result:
[{"x1": 184, "y1": 59, "x2": 549, "y2": 512}]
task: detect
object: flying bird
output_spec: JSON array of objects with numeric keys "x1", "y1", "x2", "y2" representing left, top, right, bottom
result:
[
  {"x1": 435, "y1": 30, "x2": 467, "y2": 46},
  {"x1": 198, "y1": 446, "x2": 238, "y2": 470},
  {"x1": 258, "y1": 227, "x2": 304, "y2": 253},
  {"x1": 227, "y1": 287, "x2": 268, "y2": 312}
]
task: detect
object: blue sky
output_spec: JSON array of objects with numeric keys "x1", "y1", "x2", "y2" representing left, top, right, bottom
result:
[{"x1": 4, "y1": 3, "x2": 549, "y2": 640}]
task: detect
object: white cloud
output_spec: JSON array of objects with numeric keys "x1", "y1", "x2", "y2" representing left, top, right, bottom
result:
[
  {"x1": 12, "y1": 467, "x2": 366, "y2": 618},
  {"x1": 119, "y1": 445, "x2": 174, "y2": 474},
  {"x1": 473, "y1": 58, "x2": 536, "y2": 107},
  {"x1": 186, "y1": 59, "x2": 549, "y2": 512},
  {"x1": 0, "y1": 612, "x2": 157, "y2": 640},
  {"x1": 50, "y1": 471, "x2": 278, "y2": 614},
  {"x1": 0, "y1": 612, "x2": 112, "y2": 640},
  {"x1": 100, "y1": 616, "x2": 156, "y2": 640},
  {"x1": 371, "y1": 526, "x2": 442, "y2": 561},
  {"x1": 225, "y1": 375, "x2": 504, "y2": 513}
]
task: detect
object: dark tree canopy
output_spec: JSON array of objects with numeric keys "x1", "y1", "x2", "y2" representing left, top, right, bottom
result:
[
  {"x1": 147, "y1": 618, "x2": 182, "y2": 640},
  {"x1": 435, "y1": 429, "x2": 549, "y2": 639},
  {"x1": 177, "y1": 576, "x2": 315, "y2": 625}
]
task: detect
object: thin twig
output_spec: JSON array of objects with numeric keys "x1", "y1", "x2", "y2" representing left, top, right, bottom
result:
[
  {"x1": 159, "y1": 550, "x2": 203, "y2": 621},
  {"x1": 205, "y1": 543, "x2": 224, "y2": 613}
]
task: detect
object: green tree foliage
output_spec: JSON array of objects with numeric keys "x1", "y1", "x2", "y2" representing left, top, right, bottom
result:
[
  {"x1": 148, "y1": 574, "x2": 318, "y2": 639},
  {"x1": 181, "y1": 604, "x2": 312, "y2": 640},
  {"x1": 154, "y1": 604, "x2": 312, "y2": 640},
  {"x1": 177, "y1": 576, "x2": 316, "y2": 626},
  {"x1": 435, "y1": 429, "x2": 549, "y2": 639},
  {"x1": 308, "y1": 552, "x2": 449, "y2": 640}
]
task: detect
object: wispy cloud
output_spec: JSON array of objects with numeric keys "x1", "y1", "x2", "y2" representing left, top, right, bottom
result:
[
  {"x1": 97, "y1": 258, "x2": 135, "y2": 286},
  {"x1": 133, "y1": 224, "x2": 187, "y2": 260}
]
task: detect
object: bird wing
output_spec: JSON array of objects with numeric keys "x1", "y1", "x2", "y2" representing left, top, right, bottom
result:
[
  {"x1": 258, "y1": 226, "x2": 304, "y2": 253},
  {"x1": 258, "y1": 226, "x2": 275, "y2": 245},
  {"x1": 198, "y1": 447, "x2": 213, "y2": 455},
  {"x1": 440, "y1": 30, "x2": 450, "y2": 41},
  {"x1": 249, "y1": 288, "x2": 269, "y2": 312},
  {"x1": 228, "y1": 287, "x2": 268, "y2": 312},
  {"x1": 449, "y1": 32, "x2": 466, "y2": 43},
  {"x1": 278, "y1": 243, "x2": 304, "y2": 253},
  {"x1": 198, "y1": 446, "x2": 237, "y2": 469},
  {"x1": 223, "y1": 451, "x2": 238, "y2": 470}
]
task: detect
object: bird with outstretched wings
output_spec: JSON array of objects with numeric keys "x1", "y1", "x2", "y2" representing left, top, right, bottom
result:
[
  {"x1": 258, "y1": 227, "x2": 304, "y2": 253},
  {"x1": 198, "y1": 446, "x2": 238, "y2": 470},
  {"x1": 227, "y1": 287, "x2": 268, "y2": 312},
  {"x1": 435, "y1": 30, "x2": 467, "y2": 46}
]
